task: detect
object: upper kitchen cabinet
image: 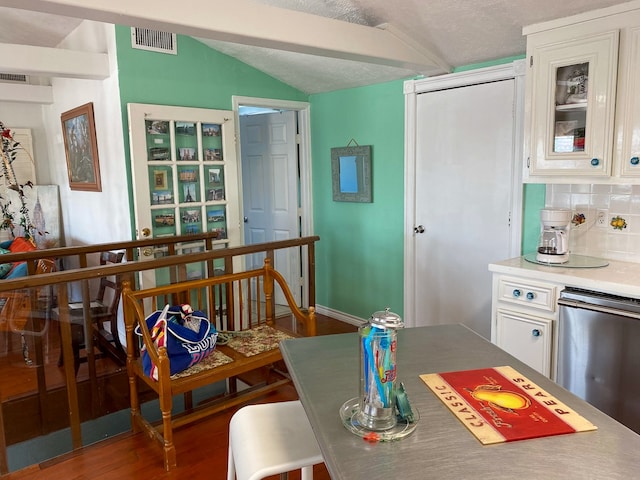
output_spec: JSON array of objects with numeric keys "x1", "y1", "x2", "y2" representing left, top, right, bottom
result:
[
  {"x1": 523, "y1": 2, "x2": 640, "y2": 183},
  {"x1": 527, "y1": 31, "x2": 618, "y2": 177},
  {"x1": 617, "y1": 26, "x2": 640, "y2": 177}
]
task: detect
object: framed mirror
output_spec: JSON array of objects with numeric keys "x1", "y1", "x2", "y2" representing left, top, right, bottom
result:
[{"x1": 331, "y1": 145, "x2": 372, "y2": 202}]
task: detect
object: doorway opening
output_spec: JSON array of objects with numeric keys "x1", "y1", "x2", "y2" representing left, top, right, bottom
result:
[{"x1": 232, "y1": 96, "x2": 313, "y2": 307}]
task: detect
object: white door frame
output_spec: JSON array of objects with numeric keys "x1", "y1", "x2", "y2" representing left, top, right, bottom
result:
[
  {"x1": 232, "y1": 95, "x2": 314, "y2": 306},
  {"x1": 403, "y1": 60, "x2": 526, "y2": 328}
]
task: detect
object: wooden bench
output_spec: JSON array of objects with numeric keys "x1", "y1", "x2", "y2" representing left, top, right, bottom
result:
[{"x1": 122, "y1": 258, "x2": 316, "y2": 471}]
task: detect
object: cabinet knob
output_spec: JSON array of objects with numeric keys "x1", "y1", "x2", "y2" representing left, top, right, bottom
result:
[
  {"x1": 532, "y1": 329, "x2": 541, "y2": 337},
  {"x1": 512, "y1": 289, "x2": 521, "y2": 298},
  {"x1": 526, "y1": 291, "x2": 535, "y2": 300},
  {"x1": 590, "y1": 158, "x2": 600, "y2": 166},
  {"x1": 631, "y1": 156, "x2": 640, "y2": 166}
]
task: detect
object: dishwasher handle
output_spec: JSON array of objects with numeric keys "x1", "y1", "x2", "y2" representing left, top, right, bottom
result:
[{"x1": 558, "y1": 297, "x2": 640, "y2": 320}]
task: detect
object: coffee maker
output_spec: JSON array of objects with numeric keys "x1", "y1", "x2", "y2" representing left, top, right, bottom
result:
[{"x1": 536, "y1": 208, "x2": 572, "y2": 264}]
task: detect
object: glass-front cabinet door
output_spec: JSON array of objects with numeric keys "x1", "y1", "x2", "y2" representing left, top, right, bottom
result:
[
  {"x1": 618, "y1": 26, "x2": 640, "y2": 177},
  {"x1": 127, "y1": 103, "x2": 240, "y2": 287},
  {"x1": 528, "y1": 30, "x2": 619, "y2": 176}
]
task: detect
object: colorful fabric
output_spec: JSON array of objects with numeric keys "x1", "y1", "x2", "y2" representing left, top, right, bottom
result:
[
  {"x1": 136, "y1": 304, "x2": 218, "y2": 381},
  {"x1": 0, "y1": 238, "x2": 37, "y2": 279},
  {"x1": 7, "y1": 236, "x2": 36, "y2": 253},
  {"x1": 0, "y1": 247, "x2": 12, "y2": 278}
]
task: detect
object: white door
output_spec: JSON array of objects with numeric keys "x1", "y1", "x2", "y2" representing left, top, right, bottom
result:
[
  {"x1": 405, "y1": 64, "x2": 523, "y2": 339},
  {"x1": 240, "y1": 111, "x2": 300, "y2": 304},
  {"x1": 127, "y1": 103, "x2": 241, "y2": 288}
]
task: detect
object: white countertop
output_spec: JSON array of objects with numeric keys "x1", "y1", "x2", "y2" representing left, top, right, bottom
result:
[{"x1": 489, "y1": 256, "x2": 640, "y2": 299}]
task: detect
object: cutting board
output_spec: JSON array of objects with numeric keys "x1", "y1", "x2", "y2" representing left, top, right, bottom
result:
[{"x1": 420, "y1": 365, "x2": 597, "y2": 444}]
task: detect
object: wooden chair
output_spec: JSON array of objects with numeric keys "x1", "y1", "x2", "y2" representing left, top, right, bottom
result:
[
  {"x1": 54, "y1": 250, "x2": 126, "y2": 372},
  {"x1": 3, "y1": 258, "x2": 57, "y2": 364},
  {"x1": 90, "y1": 251, "x2": 126, "y2": 360}
]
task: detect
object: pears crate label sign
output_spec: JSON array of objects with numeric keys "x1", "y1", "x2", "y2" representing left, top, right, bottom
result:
[{"x1": 420, "y1": 365, "x2": 597, "y2": 444}]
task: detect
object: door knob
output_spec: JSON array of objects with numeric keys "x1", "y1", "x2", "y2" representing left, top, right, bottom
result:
[
  {"x1": 244, "y1": 216, "x2": 248, "y2": 223},
  {"x1": 414, "y1": 225, "x2": 425, "y2": 234},
  {"x1": 141, "y1": 227, "x2": 151, "y2": 237},
  {"x1": 142, "y1": 247, "x2": 153, "y2": 257}
]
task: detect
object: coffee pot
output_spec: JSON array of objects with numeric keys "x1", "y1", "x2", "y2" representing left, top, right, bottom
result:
[{"x1": 536, "y1": 208, "x2": 571, "y2": 263}]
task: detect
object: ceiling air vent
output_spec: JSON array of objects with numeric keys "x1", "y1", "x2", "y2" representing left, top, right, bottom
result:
[
  {"x1": 0, "y1": 73, "x2": 28, "y2": 83},
  {"x1": 131, "y1": 27, "x2": 177, "y2": 55}
]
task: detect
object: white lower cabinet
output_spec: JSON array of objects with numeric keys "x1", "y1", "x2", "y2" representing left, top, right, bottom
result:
[
  {"x1": 491, "y1": 274, "x2": 560, "y2": 379},
  {"x1": 495, "y1": 309, "x2": 553, "y2": 377}
]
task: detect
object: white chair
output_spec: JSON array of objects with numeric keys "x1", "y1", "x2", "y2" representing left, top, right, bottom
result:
[{"x1": 227, "y1": 400, "x2": 324, "y2": 480}]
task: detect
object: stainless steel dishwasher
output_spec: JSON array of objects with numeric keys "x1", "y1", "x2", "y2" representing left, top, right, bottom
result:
[{"x1": 557, "y1": 287, "x2": 640, "y2": 434}]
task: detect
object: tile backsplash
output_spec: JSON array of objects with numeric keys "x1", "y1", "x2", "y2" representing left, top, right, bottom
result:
[{"x1": 545, "y1": 184, "x2": 640, "y2": 263}]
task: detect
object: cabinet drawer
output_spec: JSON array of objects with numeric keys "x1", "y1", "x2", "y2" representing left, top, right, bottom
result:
[{"x1": 498, "y1": 277, "x2": 557, "y2": 312}]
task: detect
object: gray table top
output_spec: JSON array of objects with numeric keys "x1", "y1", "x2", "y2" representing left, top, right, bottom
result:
[{"x1": 280, "y1": 324, "x2": 640, "y2": 480}]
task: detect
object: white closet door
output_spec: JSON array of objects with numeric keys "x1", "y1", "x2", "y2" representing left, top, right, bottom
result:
[{"x1": 413, "y1": 79, "x2": 515, "y2": 338}]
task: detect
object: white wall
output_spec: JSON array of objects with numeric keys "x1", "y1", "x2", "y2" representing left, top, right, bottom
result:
[
  {"x1": 42, "y1": 21, "x2": 131, "y2": 249},
  {"x1": 0, "y1": 102, "x2": 50, "y2": 183}
]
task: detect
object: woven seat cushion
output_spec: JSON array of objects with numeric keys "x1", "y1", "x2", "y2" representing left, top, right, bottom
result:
[
  {"x1": 170, "y1": 349, "x2": 234, "y2": 379},
  {"x1": 226, "y1": 325, "x2": 293, "y2": 357}
]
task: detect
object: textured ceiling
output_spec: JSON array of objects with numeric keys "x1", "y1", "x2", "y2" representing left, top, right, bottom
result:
[{"x1": 0, "y1": 0, "x2": 632, "y2": 94}]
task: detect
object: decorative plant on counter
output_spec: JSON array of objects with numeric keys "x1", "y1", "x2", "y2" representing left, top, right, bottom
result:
[{"x1": 0, "y1": 121, "x2": 35, "y2": 239}]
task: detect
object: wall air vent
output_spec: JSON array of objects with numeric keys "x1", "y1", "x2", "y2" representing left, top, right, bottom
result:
[
  {"x1": 0, "y1": 73, "x2": 28, "y2": 83},
  {"x1": 131, "y1": 27, "x2": 177, "y2": 55}
]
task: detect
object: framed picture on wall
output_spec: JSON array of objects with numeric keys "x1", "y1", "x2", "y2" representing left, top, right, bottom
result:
[{"x1": 61, "y1": 102, "x2": 102, "y2": 192}]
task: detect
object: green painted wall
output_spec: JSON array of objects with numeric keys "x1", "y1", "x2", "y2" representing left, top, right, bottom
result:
[
  {"x1": 309, "y1": 55, "x2": 545, "y2": 321},
  {"x1": 522, "y1": 184, "x2": 546, "y2": 254},
  {"x1": 115, "y1": 32, "x2": 544, "y2": 319},
  {"x1": 114, "y1": 26, "x2": 308, "y2": 235},
  {"x1": 453, "y1": 55, "x2": 526, "y2": 73},
  {"x1": 310, "y1": 80, "x2": 406, "y2": 319},
  {"x1": 115, "y1": 27, "x2": 307, "y2": 109}
]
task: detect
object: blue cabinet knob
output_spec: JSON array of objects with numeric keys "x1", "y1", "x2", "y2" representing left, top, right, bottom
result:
[
  {"x1": 631, "y1": 156, "x2": 639, "y2": 166},
  {"x1": 532, "y1": 329, "x2": 541, "y2": 337},
  {"x1": 591, "y1": 158, "x2": 600, "y2": 166},
  {"x1": 526, "y1": 291, "x2": 535, "y2": 300},
  {"x1": 513, "y1": 289, "x2": 521, "y2": 297}
]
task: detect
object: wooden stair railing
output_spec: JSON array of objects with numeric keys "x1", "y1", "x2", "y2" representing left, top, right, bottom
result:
[{"x1": 0, "y1": 235, "x2": 319, "y2": 475}]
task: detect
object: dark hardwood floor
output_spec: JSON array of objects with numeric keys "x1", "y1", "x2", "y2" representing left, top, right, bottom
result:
[{"x1": 3, "y1": 314, "x2": 358, "y2": 480}]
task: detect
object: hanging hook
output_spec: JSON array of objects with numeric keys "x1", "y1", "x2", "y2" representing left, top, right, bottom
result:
[{"x1": 346, "y1": 138, "x2": 360, "y2": 147}]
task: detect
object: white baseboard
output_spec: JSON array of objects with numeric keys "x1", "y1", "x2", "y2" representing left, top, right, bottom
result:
[{"x1": 314, "y1": 304, "x2": 366, "y2": 327}]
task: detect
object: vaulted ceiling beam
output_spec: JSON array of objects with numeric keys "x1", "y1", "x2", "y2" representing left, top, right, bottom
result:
[
  {"x1": 0, "y1": 83, "x2": 53, "y2": 103},
  {"x1": 2, "y1": 0, "x2": 451, "y2": 75},
  {"x1": 0, "y1": 42, "x2": 109, "y2": 79}
]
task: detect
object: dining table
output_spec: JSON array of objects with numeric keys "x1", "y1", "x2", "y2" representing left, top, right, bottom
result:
[{"x1": 280, "y1": 324, "x2": 640, "y2": 479}]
